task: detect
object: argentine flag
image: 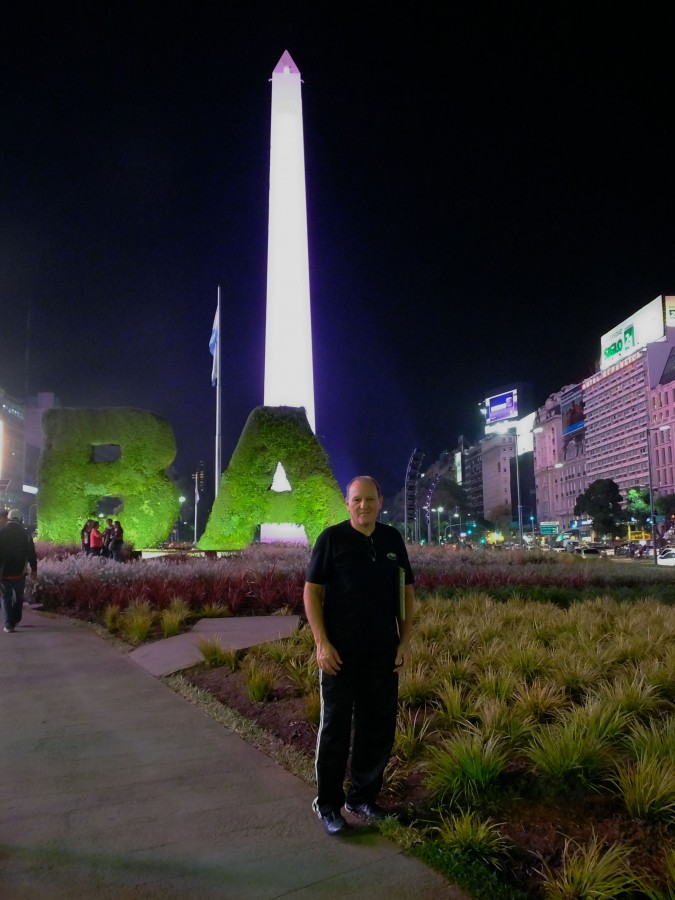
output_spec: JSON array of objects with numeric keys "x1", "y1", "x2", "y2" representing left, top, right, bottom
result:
[{"x1": 209, "y1": 303, "x2": 219, "y2": 386}]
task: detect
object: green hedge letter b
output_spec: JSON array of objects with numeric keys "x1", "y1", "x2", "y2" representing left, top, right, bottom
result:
[{"x1": 38, "y1": 408, "x2": 179, "y2": 548}]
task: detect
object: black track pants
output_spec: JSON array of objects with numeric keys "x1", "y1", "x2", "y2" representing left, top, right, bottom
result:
[{"x1": 315, "y1": 657, "x2": 398, "y2": 815}]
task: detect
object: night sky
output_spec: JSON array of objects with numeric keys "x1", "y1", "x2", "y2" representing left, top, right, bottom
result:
[{"x1": 3, "y1": 4, "x2": 675, "y2": 499}]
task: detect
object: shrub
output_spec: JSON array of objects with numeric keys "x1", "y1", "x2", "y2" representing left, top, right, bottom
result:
[
  {"x1": 103, "y1": 603, "x2": 122, "y2": 633},
  {"x1": 426, "y1": 732, "x2": 508, "y2": 806},
  {"x1": 197, "y1": 637, "x2": 233, "y2": 669},
  {"x1": 512, "y1": 679, "x2": 569, "y2": 722},
  {"x1": 160, "y1": 597, "x2": 191, "y2": 637},
  {"x1": 200, "y1": 601, "x2": 232, "y2": 618},
  {"x1": 120, "y1": 599, "x2": 154, "y2": 644},
  {"x1": 393, "y1": 708, "x2": 437, "y2": 764},
  {"x1": 245, "y1": 661, "x2": 276, "y2": 703},
  {"x1": 539, "y1": 833, "x2": 638, "y2": 899},
  {"x1": 436, "y1": 810, "x2": 509, "y2": 870},
  {"x1": 612, "y1": 754, "x2": 675, "y2": 822},
  {"x1": 305, "y1": 689, "x2": 321, "y2": 728},
  {"x1": 398, "y1": 663, "x2": 438, "y2": 707}
]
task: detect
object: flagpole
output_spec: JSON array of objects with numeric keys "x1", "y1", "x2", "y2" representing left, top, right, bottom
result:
[
  {"x1": 194, "y1": 473, "x2": 199, "y2": 544},
  {"x1": 215, "y1": 286, "x2": 222, "y2": 497}
]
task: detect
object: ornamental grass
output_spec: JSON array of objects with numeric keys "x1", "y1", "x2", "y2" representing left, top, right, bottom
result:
[
  {"x1": 426, "y1": 732, "x2": 509, "y2": 806},
  {"x1": 196, "y1": 636, "x2": 232, "y2": 668},
  {"x1": 539, "y1": 834, "x2": 639, "y2": 899},
  {"x1": 244, "y1": 660, "x2": 277, "y2": 703},
  {"x1": 436, "y1": 810, "x2": 509, "y2": 870},
  {"x1": 159, "y1": 597, "x2": 191, "y2": 637},
  {"x1": 119, "y1": 599, "x2": 154, "y2": 644},
  {"x1": 612, "y1": 753, "x2": 675, "y2": 822}
]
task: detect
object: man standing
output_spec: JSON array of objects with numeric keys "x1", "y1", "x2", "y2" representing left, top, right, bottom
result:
[
  {"x1": 304, "y1": 476, "x2": 415, "y2": 836},
  {"x1": 0, "y1": 509, "x2": 37, "y2": 633}
]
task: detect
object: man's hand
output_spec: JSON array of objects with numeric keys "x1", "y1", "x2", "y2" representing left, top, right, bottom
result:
[
  {"x1": 394, "y1": 640, "x2": 410, "y2": 671},
  {"x1": 316, "y1": 641, "x2": 342, "y2": 676}
]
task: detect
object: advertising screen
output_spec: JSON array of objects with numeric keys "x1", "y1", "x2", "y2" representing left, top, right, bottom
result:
[
  {"x1": 666, "y1": 296, "x2": 675, "y2": 327},
  {"x1": 485, "y1": 389, "x2": 518, "y2": 425},
  {"x1": 560, "y1": 385, "x2": 585, "y2": 436},
  {"x1": 600, "y1": 296, "x2": 665, "y2": 370}
]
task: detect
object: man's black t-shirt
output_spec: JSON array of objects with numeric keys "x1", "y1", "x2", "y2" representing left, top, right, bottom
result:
[{"x1": 306, "y1": 520, "x2": 414, "y2": 660}]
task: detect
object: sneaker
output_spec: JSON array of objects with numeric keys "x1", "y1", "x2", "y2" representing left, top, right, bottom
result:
[
  {"x1": 312, "y1": 799, "x2": 349, "y2": 836},
  {"x1": 319, "y1": 809, "x2": 349, "y2": 836},
  {"x1": 345, "y1": 801, "x2": 390, "y2": 821},
  {"x1": 4, "y1": 626, "x2": 14, "y2": 633}
]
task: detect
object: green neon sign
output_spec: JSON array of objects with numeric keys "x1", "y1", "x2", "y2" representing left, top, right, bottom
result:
[{"x1": 603, "y1": 324, "x2": 635, "y2": 361}]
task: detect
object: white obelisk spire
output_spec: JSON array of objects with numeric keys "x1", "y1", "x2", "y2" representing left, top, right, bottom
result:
[{"x1": 263, "y1": 50, "x2": 315, "y2": 432}]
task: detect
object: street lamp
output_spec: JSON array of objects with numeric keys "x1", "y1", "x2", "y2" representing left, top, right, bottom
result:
[
  {"x1": 510, "y1": 427, "x2": 524, "y2": 547},
  {"x1": 173, "y1": 495, "x2": 186, "y2": 543},
  {"x1": 431, "y1": 507, "x2": 444, "y2": 543},
  {"x1": 529, "y1": 515, "x2": 535, "y2": 535},
  {"x1": 647, "y1": 424, "x2": 671, "y2": 566}
]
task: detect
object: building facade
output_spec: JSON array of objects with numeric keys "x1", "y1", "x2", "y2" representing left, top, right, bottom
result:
[{"x1": 481, "y1": 432, "x2": 516, "y2": 523}]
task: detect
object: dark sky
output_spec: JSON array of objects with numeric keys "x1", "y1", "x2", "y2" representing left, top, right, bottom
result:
[{"x1": 3, "y1": 3, "x2": 675, "y2": 498}]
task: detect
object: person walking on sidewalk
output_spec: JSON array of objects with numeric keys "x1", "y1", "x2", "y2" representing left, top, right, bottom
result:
[
  {"x1": 0, "y1": 509, "x2": 37, "y2": 633},
  {"x1": 304, "y1": 475, "x2": 415, "y2": 836}
]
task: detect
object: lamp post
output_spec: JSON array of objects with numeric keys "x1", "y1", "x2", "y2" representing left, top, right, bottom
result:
[
  {"x1": 436, "y1": 506, "x2": 443, "y2": 543},
  {"x1": 511, "y1": 427, "x2": 524, "y2": 547},
  {"x1": 647, "y1": 424, "x2": 671, "y2": 566},
  {"x1": 177, "y1": 495, "x2": 186, "y2": 543}
]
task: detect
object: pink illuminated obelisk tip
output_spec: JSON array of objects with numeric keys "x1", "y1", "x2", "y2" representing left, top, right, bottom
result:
[{"x1": 273, "y1": 50, "x2": 301, "y2": 75}]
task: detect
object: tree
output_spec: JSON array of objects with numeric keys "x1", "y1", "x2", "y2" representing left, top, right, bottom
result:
[
  {"x1": 656, "y1": 493, "x2": 675, "y2": 519},
  {"x1": 625, "y1": 486, "x2": 650, "y2": 527},
  {"x1": 574, "y1": 479, "x2": 623, "y2": 538}
]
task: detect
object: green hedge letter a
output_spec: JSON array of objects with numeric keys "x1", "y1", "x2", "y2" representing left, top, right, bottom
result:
[
  {"x1": 199, "y1": 406, "x2": 345, "y2": 550},
  {"x1": 38, "y1": 408, "x2": 179, "y2": 548}
]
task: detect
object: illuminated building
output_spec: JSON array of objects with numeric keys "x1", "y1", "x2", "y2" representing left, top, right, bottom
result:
[
  {"x1": 454, "y1": 436, "x2": 484, "y2": 519},
  {"x1": 480, "y1": 431, "x2": 518, "y2": 523},
  {"x1": 583, "y1": 296, "x2": 675, "y2": 500},
  {"x1": 0, "y1": 389, "x2": 57, "y2": 520},
  {"x1": 533, "y1": 386, "x2": 587, "y2": 530},
  {"x1": 0, "y1": 389, "x2": 26, "y2": 507}
]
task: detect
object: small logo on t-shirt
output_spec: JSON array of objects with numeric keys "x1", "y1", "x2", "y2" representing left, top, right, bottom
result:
[{"x1": 387, "y1": 552, "x2": 398, "y2": 561}]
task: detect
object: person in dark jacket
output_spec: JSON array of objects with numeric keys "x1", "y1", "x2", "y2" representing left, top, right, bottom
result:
[
  {"x1": 0, "y1": 509, "x2": 37, "y2": 633},
  {"x1": 304, "y1": 476, "x2": 415, "y2": 836},
  {"x1": 110, "y1": 520, "x2": 124, "y2": 561}
]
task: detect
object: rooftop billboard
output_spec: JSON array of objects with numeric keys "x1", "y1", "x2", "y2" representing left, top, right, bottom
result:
[
  {"x1": 485, "y1": 389, "x2": 518, "y2": 425},
  {"x1": 600, "y1": 296, "x2": 666, "y2": 370}
]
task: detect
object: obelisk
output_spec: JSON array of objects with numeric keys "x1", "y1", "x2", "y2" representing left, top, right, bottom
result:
[{"x1": 263, "y1": 50, "x2": 315, "y2": 432}]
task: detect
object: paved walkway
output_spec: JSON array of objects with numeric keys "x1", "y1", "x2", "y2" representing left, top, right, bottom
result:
[{"x1": 0, "y1": 610, "x2": 465, "y2": 899}]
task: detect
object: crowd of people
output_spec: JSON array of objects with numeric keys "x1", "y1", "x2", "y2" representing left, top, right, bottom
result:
[{"x1": 80, "y1": 518, "x2": 124, "y2": 560}]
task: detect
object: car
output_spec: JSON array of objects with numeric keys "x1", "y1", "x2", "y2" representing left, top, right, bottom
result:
[
  {"x1": 657, "y1": 549, "x2": 675, "y2": 566},
  {"x1": 573, "y1": 546, "x2": 605, "y2": 558}
]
